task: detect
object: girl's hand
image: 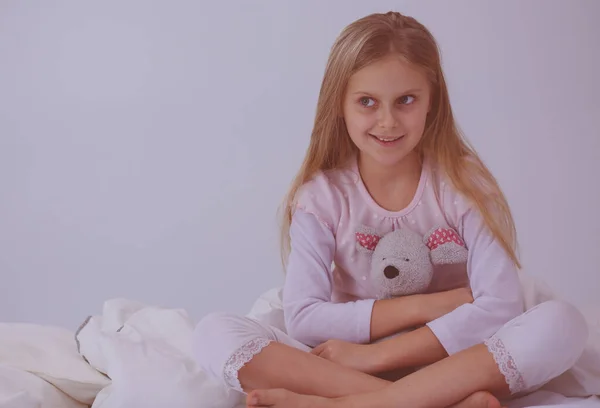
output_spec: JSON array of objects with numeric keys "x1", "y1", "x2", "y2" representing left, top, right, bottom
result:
[{"x1": 310, "y1": 339, "x2": 380, "y2": 374}]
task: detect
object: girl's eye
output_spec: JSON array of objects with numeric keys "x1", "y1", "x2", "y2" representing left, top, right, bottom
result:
[
  {"x1": 359, "y1": 97, "x2": 375, "y2": 107},
  {"x1": 399, "y1": 95, "x2": 415, "y2": 105}
]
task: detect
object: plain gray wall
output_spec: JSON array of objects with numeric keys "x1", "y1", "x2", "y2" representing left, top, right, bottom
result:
[{"x1": 1, "y1": 0, "x2": 599, "y2": 330}]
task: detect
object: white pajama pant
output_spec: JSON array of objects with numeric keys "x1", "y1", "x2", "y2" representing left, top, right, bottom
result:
[{"x1": 192, "y1": 300, "x2": 591, "y2": 397}]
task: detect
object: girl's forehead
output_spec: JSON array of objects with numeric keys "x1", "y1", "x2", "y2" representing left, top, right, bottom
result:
[{"x1": 346, "y1": 56, "x2": 429, "y2": 95}]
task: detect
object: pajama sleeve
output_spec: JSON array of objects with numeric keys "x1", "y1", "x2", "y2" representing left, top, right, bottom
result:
[
  {"x1": 282, "y1": 209, "x2": 375, "y2": 347},
  {"x1": 426, "y1": 206, "x2": 525, "y2": 355}
]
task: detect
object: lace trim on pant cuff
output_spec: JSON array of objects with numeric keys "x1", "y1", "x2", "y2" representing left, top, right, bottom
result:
[
  {"x1": 223, "y1": 337, "x2": 273, "y2": 392},
  {"x1": 485, "y1": 336, "x2": 527, "y2": 394}
]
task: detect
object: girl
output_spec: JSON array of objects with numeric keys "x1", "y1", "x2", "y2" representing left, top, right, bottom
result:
[{"x1": 193, "y1": 11, "x2": 590, "y2": 408}]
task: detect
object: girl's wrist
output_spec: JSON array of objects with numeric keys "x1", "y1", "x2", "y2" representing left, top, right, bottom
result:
[
  {"x1": 421, "y1": 288, "x2": 472, "y2": 323},
  {"x1": 413, "y1": 294, "x2": 430, "y2": 324},
  {"x1": 420, "y1": 292, "x2": 443, "y2": 322}
]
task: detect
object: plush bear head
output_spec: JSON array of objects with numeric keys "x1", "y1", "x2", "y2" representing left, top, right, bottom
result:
[{"x1": 356, "y1": 226, "x2": 468, "y2": 299}]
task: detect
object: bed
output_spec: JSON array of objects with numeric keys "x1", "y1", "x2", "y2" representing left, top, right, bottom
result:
[{"x1": 1, "y1": 272, "x2": 598, "y2": 408}]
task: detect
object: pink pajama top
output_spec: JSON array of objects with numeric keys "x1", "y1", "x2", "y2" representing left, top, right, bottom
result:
[{"x1": 282, "y1": 155, "x2": 525, "y2": 354}]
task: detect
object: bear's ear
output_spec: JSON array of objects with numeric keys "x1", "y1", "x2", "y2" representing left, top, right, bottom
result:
[
  {"x1": 355, "y1": 225, "x2": 382, "y2": 253},
  {"x1": 424, "y1": 227, "x2": 468, "y2": 265}
]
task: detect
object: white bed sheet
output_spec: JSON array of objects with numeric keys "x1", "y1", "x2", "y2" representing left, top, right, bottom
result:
[{"x1": 0, "y1": 322, "x2": 109, "y2": 408}]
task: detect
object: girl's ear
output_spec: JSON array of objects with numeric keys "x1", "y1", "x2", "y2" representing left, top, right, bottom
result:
[
  {"x1": 355, "y1": 225, "x2": 382, "y2": 253},
  {"x1": 423, "y1": 226, "x2": 468, "y2": 265}
]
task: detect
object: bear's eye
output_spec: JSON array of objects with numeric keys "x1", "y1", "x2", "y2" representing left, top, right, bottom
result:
[{"x1": 404, "y1": 258, "x2": 410, "y2": 262}]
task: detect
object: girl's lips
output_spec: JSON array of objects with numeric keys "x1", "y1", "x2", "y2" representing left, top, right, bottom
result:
[{"x1": 369, "y1": 133, "x2": 405, "y2": 146}]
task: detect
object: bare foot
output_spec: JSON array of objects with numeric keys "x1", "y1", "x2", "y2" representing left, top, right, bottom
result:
[
  {"x1": 246, "y1": 389, "x2": 338, "y2": 408},
  {"x1": 451, "y1": 391, "x2": 503, "y2": 408}
]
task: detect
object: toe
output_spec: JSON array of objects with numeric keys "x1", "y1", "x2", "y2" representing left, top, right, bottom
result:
[{"x1": 246, "y1": 389, "x2": 286, "y2": 407}]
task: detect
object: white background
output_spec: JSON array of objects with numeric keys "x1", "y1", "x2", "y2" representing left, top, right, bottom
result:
[{"x1": 1, "y1": 0, "x2": 599, "y2": 329}]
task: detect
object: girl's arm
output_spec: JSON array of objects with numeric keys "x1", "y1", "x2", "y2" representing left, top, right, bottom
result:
[
  {"x1": 283, "y1": 209, "x2": 471, "y2": 347},
  {"x1": 367, "y1": 207, "x2": 525, "y2": 372},
  {"x1": 369, "y1": 287, "x2": 472, "y2": 341}
]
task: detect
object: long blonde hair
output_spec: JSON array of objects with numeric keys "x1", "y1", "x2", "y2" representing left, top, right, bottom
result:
[{"x1": 279, "y1": 11, "x2": 520, "y2": 269}]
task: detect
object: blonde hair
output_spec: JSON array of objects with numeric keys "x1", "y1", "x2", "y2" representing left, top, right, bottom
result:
[{"x1": 279, "y1": 11, "x2": 520, "y2": 269}]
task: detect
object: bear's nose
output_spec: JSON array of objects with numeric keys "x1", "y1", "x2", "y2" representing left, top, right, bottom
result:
[{"x1": 384, "y1": 265, "x2": 400, "y2": 279}]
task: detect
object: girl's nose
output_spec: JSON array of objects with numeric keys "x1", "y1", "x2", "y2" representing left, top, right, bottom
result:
[{"x1": 377, "y1": 107, "x2": 399, "y2": 130}]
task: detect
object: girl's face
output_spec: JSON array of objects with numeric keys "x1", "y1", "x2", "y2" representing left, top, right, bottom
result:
[{"x1": 342, "y1": 55, "x2": 431, "y2": 168}]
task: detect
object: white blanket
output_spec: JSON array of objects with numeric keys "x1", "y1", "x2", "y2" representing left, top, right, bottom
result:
[
  {"x1": 75, "y1": 298, "x2": 246, "y2": 408},
  {"x1": 0, "y1": 294, "x2": 274, "y2": 408}
]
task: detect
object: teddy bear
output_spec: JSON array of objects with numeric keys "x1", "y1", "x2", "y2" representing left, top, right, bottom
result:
[{"x1": 355, "y1": 226, "x2": 469, "y2": 300}]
